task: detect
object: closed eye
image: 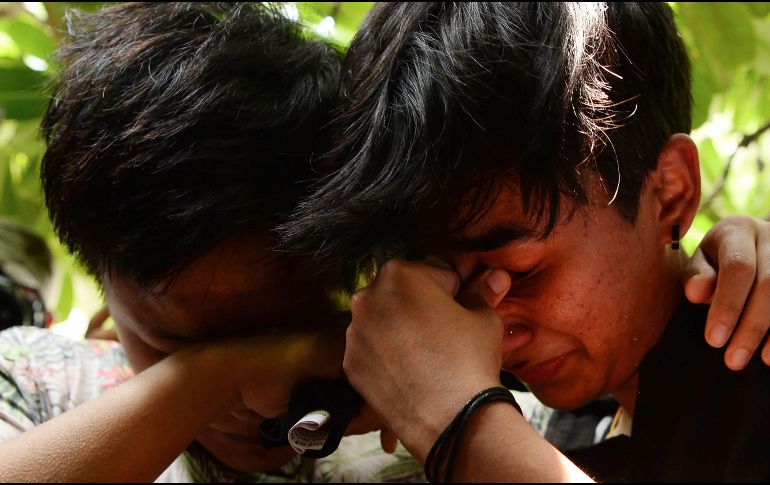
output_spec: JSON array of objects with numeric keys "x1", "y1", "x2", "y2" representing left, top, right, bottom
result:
[{"x1": 510, "y1": 269, "x2": 534, "y2": 280}]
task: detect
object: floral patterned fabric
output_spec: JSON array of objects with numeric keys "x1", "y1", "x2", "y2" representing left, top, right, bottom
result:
[{"x1": 0, "y1": 326, "x2": 425, "y2": 482}]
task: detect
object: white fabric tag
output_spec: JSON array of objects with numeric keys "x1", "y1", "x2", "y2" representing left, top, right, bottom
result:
[{"x1": 288, "y1": 409, "x2": 331, "y2": 454}]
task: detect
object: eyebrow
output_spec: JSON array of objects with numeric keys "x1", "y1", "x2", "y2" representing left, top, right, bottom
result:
[{"x1": 449, "y1": 224, "x2": 538, "y2": 252}]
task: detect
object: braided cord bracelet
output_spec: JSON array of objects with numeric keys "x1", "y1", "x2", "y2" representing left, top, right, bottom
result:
[{"x1": 424, "y1": 386, "x2": 522, "y2": 483}]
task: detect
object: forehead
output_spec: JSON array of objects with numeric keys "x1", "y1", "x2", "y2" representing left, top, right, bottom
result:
[
  {"x1": 104, "y1": 235, "x2": 328, "y2": 341},
  {"x1": 441, "y1": 184, "x2": 547, "y2": 252}
]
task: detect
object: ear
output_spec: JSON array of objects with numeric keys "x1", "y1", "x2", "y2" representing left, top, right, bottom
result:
[{"x1": 651, "y1": 133, "x2": 700, "y2": 245}]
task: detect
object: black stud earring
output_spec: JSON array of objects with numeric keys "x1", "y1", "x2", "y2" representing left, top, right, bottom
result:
[{"x1": 671, "y1": 224, "x2": 680, "y2": 250}]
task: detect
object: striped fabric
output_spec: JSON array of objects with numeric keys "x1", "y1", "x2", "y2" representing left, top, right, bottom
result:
[{"x1": 0, "y1": 326, "x2": 425, "y2": 482}]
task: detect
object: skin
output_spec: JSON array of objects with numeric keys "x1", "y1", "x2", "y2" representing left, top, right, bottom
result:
[
  {"x1": 104, "y1": 232, "x2": 360, "y2": 472},
  {"x1": 444, "y1": 193, "x2": 682, "y2": 412},
  {"x1": 0, "y1": 233, "x2": 380, "y2": 481},
  {"x1": 684, "y1": 215, "x2": 770, "y2": 369},
  {"x1": 343, "y1": 134, "x2": 701, "y2": 481},
  {"x1": 0, "y1": 152, "x2": 766, "y2": 481}
]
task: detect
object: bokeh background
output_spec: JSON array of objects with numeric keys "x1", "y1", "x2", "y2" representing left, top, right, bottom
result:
[{"x1": 1, "y1": 2, "x2": 769, "y2": 336}]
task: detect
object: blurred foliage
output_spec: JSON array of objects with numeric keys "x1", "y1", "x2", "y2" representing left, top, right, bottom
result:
[{"x1": 0, "y1": 2, "x2": 767, "y2": 332}]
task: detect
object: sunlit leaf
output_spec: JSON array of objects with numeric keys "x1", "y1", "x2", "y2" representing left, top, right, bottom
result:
[
  {"x1": 55, "y1": 271, "x2": 74, "y2": 320},
  {"x1": 746, "y1": 2, "x2": 770, "y2": 17},
  {"x1": 0, "y1": 161, "x2": 20, "y2": 216},
  {"x1": 3, "y1": 16, "x2": 55, "y2": 61},
  {"x1": 0, "y1": 63, "x2": 49, "y2": 119},
  {"x1": 678, "y1": 3, "x2": 755, "y2": 87}
]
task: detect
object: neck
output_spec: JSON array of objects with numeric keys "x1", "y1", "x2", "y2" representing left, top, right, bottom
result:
[{"x1": 611, "y1": 248, "x2": 688, "y2": 415}]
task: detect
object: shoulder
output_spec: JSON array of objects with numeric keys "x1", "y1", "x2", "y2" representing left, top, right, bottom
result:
[
  {"x1": 634, "y1": 302, "x2": 770, "y2": 481},
  {"x1": 0, "y1": 327, "x2": 133, "y2": 439},
  {"x1": 640, "y1": 302, "x2": 769, "y2": 397},
  {"x1": 0, "y1": 326, "x2": 132, "y2": 393}
]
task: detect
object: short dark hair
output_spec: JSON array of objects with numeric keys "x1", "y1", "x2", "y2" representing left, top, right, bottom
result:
[
  {"x1": 41, "y1": 2, "x2": 340, "y2": 289},
  {"x1": 282, "y1": 2, "x2": 691, "y2": 286}
]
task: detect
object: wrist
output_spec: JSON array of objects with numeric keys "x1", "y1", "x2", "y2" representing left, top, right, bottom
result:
[
  {"x1": 403, "y1": 380, "x2": 502, "y2": 463},
  {"x1": 171, "y1": 342, "x2": 241, "y2": 413},
  {"x1": 423, "y1": 386, "x2": 522, "y2": 482}
]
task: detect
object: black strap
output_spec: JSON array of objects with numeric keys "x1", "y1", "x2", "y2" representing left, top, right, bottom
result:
[
  {"x1": 259, "y1": 378, "x2": 362, "y2": 459},
  {"x1": 424, "y1": 386, "x2": 522, "y2": 483}
]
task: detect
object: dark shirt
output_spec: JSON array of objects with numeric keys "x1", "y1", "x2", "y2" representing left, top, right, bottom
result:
[{"x1": 568, "y1": 302, "x2": 770, "y2": 482}]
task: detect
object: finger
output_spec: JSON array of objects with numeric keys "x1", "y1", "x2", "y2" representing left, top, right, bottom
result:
[
  {"x1": 425, "y1": 265, "x2": 461, "y2": 297},
  {"x1": 378, "y1": 259, "x2": 461, "y2": 297},
  {"x1": 704, "y1": 233, "x2": 756, "y2": 349},
  {"x1": 763, "y1": 338, "x2": 770, "y2": 367},
  {"x1": 422, "y1": 257, "x2": 462, "y2": 297},
  {"x1": 380, "y1": 427, "x2": 399, "y2": 454},
  {"x1": 723, "y1": 229, "x2": 770, "y2": 370},
  {"x1": 456, "y1": 269, "x2": 511, "y2": 310},
  {"x1": 345, "y1": 402, "x2": 383, "y2": 436},
  {"x1": 85, "y1": 304, "x2": 111, "y2": 337},
  {"x1": 424, "y1": 255, "x2": 455, "y2": 271},
  {"x1": 683, "y1": 247, "x2": 717, "y2": 304}
]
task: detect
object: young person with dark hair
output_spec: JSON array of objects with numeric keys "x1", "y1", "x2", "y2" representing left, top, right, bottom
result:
[
  {"x1": 0, "y1": 3, "x2": 424, "y2": 482},
  {"x1": 0, "y1": 2, "x2": 766, "y2": 482},
  {"x1": 284, "y1": 2, "x2": 770, "y2": 481}
]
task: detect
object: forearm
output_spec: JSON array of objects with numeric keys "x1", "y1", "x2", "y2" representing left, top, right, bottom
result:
[
  {"x1": 429, "y1": 402, "x2": 594, "y2": 483},
  {"x1": 0, "y1": 346, "x2": 232, "y2": 482}
]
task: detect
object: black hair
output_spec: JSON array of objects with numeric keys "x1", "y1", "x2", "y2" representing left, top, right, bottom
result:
[
  {"x1": 40, "y1": 2, "x2": 340, "y2": 289},
  {"x1": 282, "y1": 2, "x2": 691, "y2": 288}
]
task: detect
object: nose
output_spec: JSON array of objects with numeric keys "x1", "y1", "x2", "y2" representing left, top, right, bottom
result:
[{"x1": 502, "y1": 324, "x2": 532, "y2": 352}]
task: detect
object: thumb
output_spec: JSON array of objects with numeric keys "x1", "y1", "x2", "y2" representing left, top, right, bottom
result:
[
  {"x1": 380, "y1": 427, "x2": 399, "y2": 454},
  {"x1": 457, "y1": 269, "x2": 511, "y2": 311},
  {"x1": 683, "y1": 249, "x2": 716, "y2": 304}
]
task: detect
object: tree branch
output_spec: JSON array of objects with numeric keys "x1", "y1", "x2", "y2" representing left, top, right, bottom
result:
[
  {"x1": 42, "y1": 2, "x2": 63, "y2": 48},
  {"x1": 701, "y1": 119, "x2": 770, "y2": 210},
  {"x1": 330, "y1": 2, "x2": 342, "y2": 19}
]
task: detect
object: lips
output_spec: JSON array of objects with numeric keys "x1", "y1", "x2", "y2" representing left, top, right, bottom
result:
[{"x1": 507, "y1": 353, "x2": 570, "y2": 385}]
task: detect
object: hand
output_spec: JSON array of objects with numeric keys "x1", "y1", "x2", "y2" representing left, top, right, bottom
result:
[
  {"x1": 684, "y1": 215, "x2": 770, "y2": 369},
  {"x1": 85, "y1": 305, "x2": 118, "y2": 340},
  {"x1": 343, "y1": 259, "x2": 512, "y2": 461},
  {"x1": 187, "y1": 329, "x2": 384, "y2": 471},
  {"x1": 204, "y1": 330, "x2": 348, "y2": 418}
]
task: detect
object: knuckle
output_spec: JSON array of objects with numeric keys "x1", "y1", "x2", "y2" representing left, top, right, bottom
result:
[
  {"x1": 720, "y1": 214, "x2": 754, "y2": 230},
  {"x1": 349, "y1": 288, "x2": 367, "y2": 311},
  {"x1": 379, "y1": 259, "x2": 408, "y2": 279},
  {"x1": 342, "y1": 352, "x2": 354, "y2": 376},
  {"x1": 722, "y1": 254, "x2": 755, "y2": 276},
  {"x1": 479, "y1": 307, "x2": 503, "y2": 327}
]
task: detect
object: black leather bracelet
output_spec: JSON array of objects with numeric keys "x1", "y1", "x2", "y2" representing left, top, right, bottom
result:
[{"x1": 424, "y1": 386, "x2": 522, "y2": 483}]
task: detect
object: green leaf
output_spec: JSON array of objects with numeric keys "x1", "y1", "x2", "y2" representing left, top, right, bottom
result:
[
  {"x1": 0, "y1": 62, "x2": 49, "y2": 91},
  {"x1": 0, "y1": 93, "x2": 47, "y2": 120},
  {"x1": 3, "y1": 17, "x2": 56, "y2": 61},
  {"x1": 751, "y1": 17, "x2": 770, "y2": 75},
  {"x1": 724, "y1": 68, "x2": 770, "y2": 132},
  {"x1": 677, "y1": 3, "x2": 756, "y2": 87},
  {"x1": 56, "y1": 271, "x2": 74, "y2": 320},
  {"x1": 297, "y1": 2, "x2": 373, "y2": 48},
  {"x1": 46, "y1": 2, "x2": 116, "y2": 17},
  {"x1": 746, "y1": 2, "x2": 770, "y2": 17},
  {"x1": 0, "y1": 162, "x2": 19, "y2": 217},
  {"x1": 689, "y1": 52, "x2": 720, "y2": 129},
  {"x1": 0, "y1": 63, "x2": 49, "y2": 120},
  {"x1": 696, "y1": 138, "x2": 723, "y2": 190},
  {"x1": 683, "y1": 212, "x2": 718, "y2": 254}
]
